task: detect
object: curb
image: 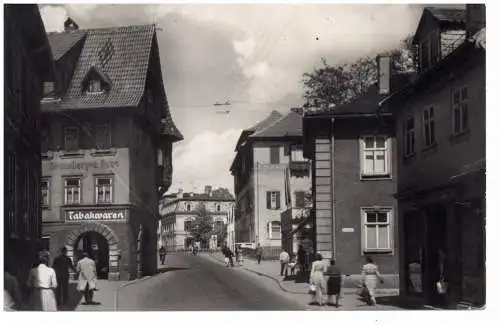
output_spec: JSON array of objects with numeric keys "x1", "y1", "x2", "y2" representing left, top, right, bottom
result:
[{"x1": 204, "y1": 253, "x2": 398, "y2": 296}]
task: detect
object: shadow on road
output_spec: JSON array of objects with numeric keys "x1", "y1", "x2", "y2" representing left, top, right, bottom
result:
[{"x1": 155, "y1": 266, "x2": 190, "y2": 275}]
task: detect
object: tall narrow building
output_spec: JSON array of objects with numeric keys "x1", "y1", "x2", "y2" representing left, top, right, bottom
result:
[{"x1": 40, "y1": 22, "x2": 182, "y2": 280}]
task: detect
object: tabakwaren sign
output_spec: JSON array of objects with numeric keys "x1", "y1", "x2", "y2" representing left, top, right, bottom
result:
[{"x1": 65, "y1": 209, "x2": 127, "y2": 222}]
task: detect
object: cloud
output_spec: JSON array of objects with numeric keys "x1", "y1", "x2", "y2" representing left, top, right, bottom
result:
[
  {"x1": 38, "y1": 3, "x2": 439, "y2": 194},
  {"x1": 170, "y1": 129, "x2": 241, "y2": 194}
]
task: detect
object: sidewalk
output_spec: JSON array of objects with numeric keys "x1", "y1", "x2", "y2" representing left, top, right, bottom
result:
[
  {"x1": 204, "y1": 252, "x2": 406, "y2": 311},
  {"x1": 206, "y1": 252, "x2": 398, "y2": 295},
  {"x1": 74, "y1": 279, "x2": 126, "y2": 311}
]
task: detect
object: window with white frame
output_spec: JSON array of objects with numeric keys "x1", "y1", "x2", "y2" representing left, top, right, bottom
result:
[
  {"x1": 266, "y1": 191, "x2": 281, "y2": 210},
  {"x1": 64, "y1": 127, "x2": 79, "y2": 151},
  {"x1": 360, "y1": 136, "x2": 390, "y2": 177},
  {"x1": 291, "y1": 145, "x2": 306, "y2": 162},
  {"x1": 184, "y1": 220, "x2": 193, "y2": 232},
  {"x1": 268, "y1": 221, "x2": 281, "y2": 239},
  {"x1": 64, "y1": 178, "x2": 81, "y2": 204},
  {"x1": 41, "y1": 179, "x2": 50, "y2": 207},
  {"x1": 362, "y1": 208, "x2": 392, "y2": 253},
  {"x1": 404, "y1": 116, "x2": 416, "y2": 156},
  {"x1": 423, "y1": 106, "x2": 436, "y2": 147},
  {"x1": 87, "y1": 80, "x2": 102, "y2": 93},
  {"x1": 452, "y1": 87, "x2": 469, "y2": 135},
  {"x1": 95, "y1": 176, "x2": 113, "y2": 204}
]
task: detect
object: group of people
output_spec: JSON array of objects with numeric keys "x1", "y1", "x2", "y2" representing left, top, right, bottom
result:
[
  {"x1": 4, "y1": 247, "x2": 99, "y2": 311},
  {"x1": 221, "y1": 244, "x2": 244, "y2": 267},
  {"x1": 308, "y1": 254, "x2": 384, "y2": 307}
]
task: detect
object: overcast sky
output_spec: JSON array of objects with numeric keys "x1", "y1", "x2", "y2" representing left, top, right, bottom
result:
[{"x1": 39, "y1": 3, "x2": 463, "y2": 195}]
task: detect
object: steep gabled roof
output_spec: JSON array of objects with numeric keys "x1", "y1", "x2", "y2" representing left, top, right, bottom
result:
[
  {"x1": 426, "y1": 7, "x2": 466, "y2": 24},
  {"x1": 46, "y1": 24, "x2": 156, "y2": 110},
  {"x1": 47, "y1": 29, "x2": 86, "y2": 60},
  {"x1": 234, "y1": 110, "x2": 283, "y2": 150},
  {"x1": 250, "y1": 111, "x2": 303, "y2": 138}
]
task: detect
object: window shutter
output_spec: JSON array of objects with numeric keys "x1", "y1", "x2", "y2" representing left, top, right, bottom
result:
[
  {"x1": 276, "y1": 191, "x2": 281, "y2": 210},
  {"x1": 266, "y1": 192, "x2": 271, "y2": 209}
]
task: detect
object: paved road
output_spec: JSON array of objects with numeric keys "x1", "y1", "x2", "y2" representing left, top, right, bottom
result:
[{"x1": 116, "y1": 253, "x2": 303, "y2": 311}]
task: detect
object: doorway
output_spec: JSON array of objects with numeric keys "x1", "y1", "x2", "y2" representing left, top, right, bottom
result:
[{"x1": 75, "y1": 231, "x2": 110, "y2": 279}]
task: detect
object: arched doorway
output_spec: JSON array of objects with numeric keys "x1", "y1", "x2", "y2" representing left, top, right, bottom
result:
[
  {"x1": 66, "y1": 223, "x2": 120, "y2": 281},
  {"x1": 74, "y1": 231, "x2": 109, "y2": 279}
]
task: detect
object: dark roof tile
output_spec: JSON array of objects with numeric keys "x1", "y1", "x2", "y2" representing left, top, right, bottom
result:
[
  {"x1": 427, "y1": 7, "x2": 466, "y2": 24},
  {"x1": 47, "y1": 29, "x2": 87, "y2": 60},
  {"x1": 250, "y1": 111, "x2": 303, "y2": 138}
]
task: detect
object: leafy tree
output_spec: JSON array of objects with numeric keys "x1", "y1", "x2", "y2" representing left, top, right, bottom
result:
[
  {"x1": 190, "y1": 204, "x2": 214, "y2": 244},
  {"x1": 302, "y1": 35, "x2": 414, "y2": 111}
]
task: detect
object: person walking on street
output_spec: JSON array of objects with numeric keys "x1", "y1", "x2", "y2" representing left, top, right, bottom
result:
[
  {"x1": 52, "y1": 247, "x2": 77, "y2": 308},
  {"x1": 325, "y1": 259, "x2": 342, "y2": 307},
  {"x1": 237, "y1": 245, "x2": 244, "y2": 266},
  {"x1": 76, "y1": 252, "x2": 98, "y2": 305},
  {"x1": 26, "y1": 251, "x2": 58, "y2": 311},
  {"x1": 4, "y1": 258, "x2": 24, "y2": 311},
  {"x1": 255, "y1": 243, "x2": 263, "y2": 264},
  {"x1": 361, "y1": 256, "x2": 384, "y2": 305},
  {"x1": 279, "y1": 249, "x2": 290, "y2": 278},
  {"x1": 309, "y1": 253, "x2": 327, "y2": 306},
  {"x1": 296, "y1": 245, "x2": 306, "y2": 282},
  {"x1": 159, "y1": 246, "x2": 166, "y2": 265}
]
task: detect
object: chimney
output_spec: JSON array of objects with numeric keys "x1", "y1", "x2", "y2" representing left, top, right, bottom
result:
[
  {"x1": 466, "y1": 4, "x2": 486, "y2": 38},
  {"x1": 177, "y1": 188, "x2": 183, "y2": 199},
  {"x1": 205, "y1": 185, "x2": 212, "y2": 197},
  {"x1": 377, "y1": 55, "x2": 392, "y2": 95},
  {"x1": 64, "y1": 17, "x2": 79, "y2": 31}
]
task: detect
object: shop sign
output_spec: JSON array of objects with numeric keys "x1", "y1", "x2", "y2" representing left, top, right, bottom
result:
[
  {"x1": 65, "y1": 209, "x2": 127, "y2": 222},
  {"x1": 44, "y1": 159, "x2": 119, "y2": 171}
]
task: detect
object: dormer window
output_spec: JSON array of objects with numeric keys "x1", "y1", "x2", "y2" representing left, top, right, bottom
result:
[
  {"x1": 420, "y1": 30, "x2": 440, "y2": 72},
  {"x1": 82, "y1": 66, "x2": 112, "y2": 95},
  {"x1": 88, "y1": 80, "x2": 102, "y2": 93}
]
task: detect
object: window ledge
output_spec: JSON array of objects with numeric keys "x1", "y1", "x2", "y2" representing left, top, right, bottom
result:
[
  {"x1": 61, "y1": 150, "x2": 85, "y2": 158},
  {"x1": 91, "y1": 148, "x2": 117, "y2": 157},
  {"x1": 361, "y1": 174, "x2": 392, "y2": 181},
  {"x1": 42, "y1": 152, "x2": 54, "y2": 160},
  {"x1": 42, "y1": 206, "x2": 50, "y2": 210},
  {"x1": 422, "y1": 142, "x2": 437, "y2": 154},
  {"x1": 363, "y1": 249, "x2": 393, "y2": 254},
  {"x1": 450, "y1": 130, "x2": 471, "y2": 144},
  {"x1": 403, "y1": 153, "x2": 417, "y2": 165}
]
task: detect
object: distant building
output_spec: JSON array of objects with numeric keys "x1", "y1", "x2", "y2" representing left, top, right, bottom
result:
[
  {"x1": 40, "y1": 22, "x2": 182, "y2": 280},
  {"x1": 158, "y1": 186, "x2": 235, "y2": 250},
  {"x1": 4, "y1": 4, "x2": 56, "y2": 291},
  {"x1": 380, "y1": 5, "x2": 485, "y2": 308},
  {"x1": 230, "y1": 109, "x2": 312, "y2": 258}
]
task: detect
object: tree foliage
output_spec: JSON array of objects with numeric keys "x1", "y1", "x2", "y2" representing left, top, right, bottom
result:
[
  {"x1": 302, "y1": 35, "x2": 414, "y2": 111},
  {"x1": 190, "y1": 204, "x2": 214, "y2": 243}
]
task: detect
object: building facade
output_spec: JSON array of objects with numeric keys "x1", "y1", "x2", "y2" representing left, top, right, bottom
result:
[
  {"x1": 159, "y1": 187, "x2": 235, "y2": 251},
  {"x1": 380, "y1": 5, "x2": 486, "y2": 307},
  {"x1": 302, "y1": 72, "x2": 411, "y2": 278},
  {"x1": 231, "y1": 109, "x2": 312, "y2": 258},
  {"x1": 4, "y1": 4, "x2": 56, "y2": 291},
  {"x1": 40, "y1": 22, "x2": 182, "y2": 281}
]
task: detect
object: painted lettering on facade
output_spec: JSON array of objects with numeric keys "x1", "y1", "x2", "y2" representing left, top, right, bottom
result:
[
  {"x1": 66, "y1": 209, "x2": 127, "y2": 222},
  {"x1": 44, "y1": 159, "x2": 119, "y2": 171}
]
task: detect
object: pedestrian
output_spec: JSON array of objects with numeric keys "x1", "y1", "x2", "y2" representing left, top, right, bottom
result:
[
  {"x1": 309, "y1": 253, "x2": 327, "y2": 306},
  {"x1": 296, "y1": 245, "x2": 306, "y2": 282},
  {"x1": 325, "y1": 259, "x2": 342, "y2": 307},
  {"x1": 288, "y1": 254, "x2": 297, "y2": 276},
  {"x1": 237, "y1": 245, "x2": 244, "y2": 266},
  {"x1": 52, "y1": 246, "x2": 77, "y2": 308},
  {"x1": 4, "y1": 256, "x2": 24, "y2": 311},
  {"x1": 361, "y1": 256, "x2": 384, "y2": 305},
  {"x1": 222, "y1": 245, "x2": 230, "y2": 267},
  {"x1": 159, "y1": 246, "x2": 166, "y2": 265},
  {"x1": 255, "y1": 243, "x2": 263, "y2": 264},
  {"x1": 26, "y1": 251, "x2": 58, "y2": 311},
  {"x1": 76, "y1": 252, "x2": 98, "y2": 305},
  {"x1": 279, "y1": 248, "x2": 290, "y2": 278},
  {"x1": 234, "y1": 245, "x2": 240, "y2": 265}
]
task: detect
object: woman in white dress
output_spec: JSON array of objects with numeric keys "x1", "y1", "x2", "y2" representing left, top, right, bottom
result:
[
  {"x1": 309, "y1": 253, "x2": 327, "y2": 306},
  {"x1": 361, "y1": 256, "x2": 384, "y2": 305},
  {"x1": 26, "y1": 251, "x2": 58, "y2": 311}
]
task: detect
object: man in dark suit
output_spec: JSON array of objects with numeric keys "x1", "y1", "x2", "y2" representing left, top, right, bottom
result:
[{"x1": 52, "y1": 246, "x2": 77, "y2": 307}]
